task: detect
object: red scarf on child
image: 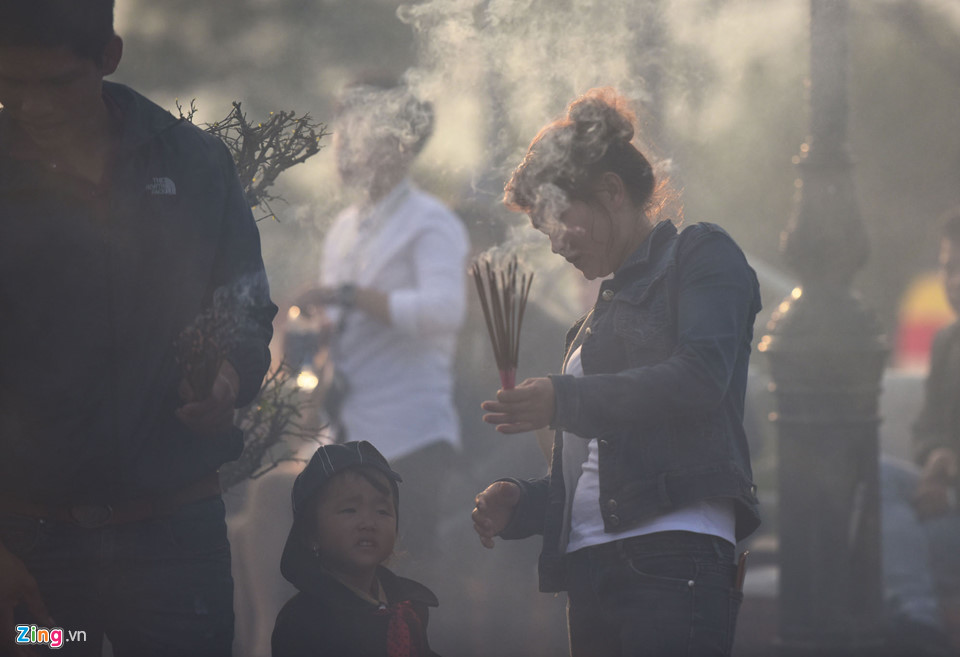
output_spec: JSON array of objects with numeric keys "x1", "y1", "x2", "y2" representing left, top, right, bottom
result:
[{"x1": 376, "y1": 600, "x2": 424, "y2": 657}]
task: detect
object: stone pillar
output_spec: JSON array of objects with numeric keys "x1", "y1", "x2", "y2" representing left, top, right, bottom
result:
[{"x1": 758, "y1": 1, "x2": 887, "y2": 653}]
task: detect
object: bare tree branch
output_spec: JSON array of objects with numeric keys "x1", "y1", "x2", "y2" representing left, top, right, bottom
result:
[
  {"x1": 173, "y1": 97, "x2": 330, "y2": 488},
  {"x1": 219, "y1": 362, "x2": 321, "y2": 491},
  {"x1": 178, "y1": 99, "x2": 330, "y2": 220}
]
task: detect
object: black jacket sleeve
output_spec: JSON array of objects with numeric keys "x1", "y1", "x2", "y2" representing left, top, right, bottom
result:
[{"x1": 497, "y1": 475, "x2": 550, "y2": 540}]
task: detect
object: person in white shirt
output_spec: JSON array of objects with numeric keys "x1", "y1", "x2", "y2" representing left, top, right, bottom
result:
[{"x1": 298, "y1": 81, "x2": 469, "y2": 564}]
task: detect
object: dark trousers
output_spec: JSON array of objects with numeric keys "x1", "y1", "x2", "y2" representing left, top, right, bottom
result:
[
  {"x1": 565, "y1": 530, "x2": 741, "y2": 657},
  {"x1": 1, "y1": 497, "x2": 234, "y2": 656},
  {"x1": 390, "y1": 440, "x2": 455, "y2": 564}
]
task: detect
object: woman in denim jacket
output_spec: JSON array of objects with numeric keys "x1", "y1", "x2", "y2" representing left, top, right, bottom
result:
[{"x1": 471, "y1": 88, "x2": 762, "y2": 657}]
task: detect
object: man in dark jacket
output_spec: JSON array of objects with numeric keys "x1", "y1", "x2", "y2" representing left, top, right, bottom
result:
[
  {"x1": 0, "y1": 1, "x2": 276, "y2": 655},
  {"x1": 909, "y1": 208, "x2": 960, "y2": 650}
]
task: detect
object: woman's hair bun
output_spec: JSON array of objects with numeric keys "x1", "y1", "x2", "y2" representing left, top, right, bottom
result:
[
  {"x1": 566, "y1": 88, "x2": 636, "y2": 154},
  {"x1": 505, "y1": 87, "x2": 656, "y2": 214}
]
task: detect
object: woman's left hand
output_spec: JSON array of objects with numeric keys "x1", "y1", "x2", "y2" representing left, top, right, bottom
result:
[{"x1": 481, "y1": 377, "x2": 555, "y2": 434}]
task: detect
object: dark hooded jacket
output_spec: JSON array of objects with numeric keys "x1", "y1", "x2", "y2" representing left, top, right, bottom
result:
[
  {"x1": 273, "y1": 442, "x2": 440, "y2": 657},
  {"x1": 0, "y1": 81, "x2": 277, "y2": 502},
  {"x1": 272, "y1": 563, "x2": 439, "y2": 657}
]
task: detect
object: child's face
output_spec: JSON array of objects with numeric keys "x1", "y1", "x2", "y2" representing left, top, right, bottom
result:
[{"x1": 311, "y1": 469, "x2": 397, "y2": 581}]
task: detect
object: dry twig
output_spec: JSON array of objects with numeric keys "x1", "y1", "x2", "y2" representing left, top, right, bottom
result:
[
  {"x1": 219, "y1": 362, "x2": 319, "y2": 491},
  {"x1": 177, "y1": 99, "x2": 329, "y2": 220},
  {"x1": 172, "y1": 98, "x2": 329, "y2": 487}
]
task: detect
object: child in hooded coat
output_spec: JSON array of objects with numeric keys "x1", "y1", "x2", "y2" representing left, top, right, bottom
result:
[{"x1": 272, "y1": 440, "x2": 440, "y2": 657}]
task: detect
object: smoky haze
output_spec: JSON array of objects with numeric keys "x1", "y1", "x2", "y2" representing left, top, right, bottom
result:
[
  {"x1": 112, "y1": 0, "x2": 960, "y2": 331},
  {"x1": 102, "y1": 0, "x2": 960, "y2": 655}
]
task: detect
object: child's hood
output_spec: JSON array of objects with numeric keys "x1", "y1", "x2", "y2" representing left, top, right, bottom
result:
[{"x1": 280, "y1": 441, "x2": 409, "y2": 596}]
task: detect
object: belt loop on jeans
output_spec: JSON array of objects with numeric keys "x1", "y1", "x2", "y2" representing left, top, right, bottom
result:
[{"x1": 614, "y1": 537, "x2": 628, "y2": 562}]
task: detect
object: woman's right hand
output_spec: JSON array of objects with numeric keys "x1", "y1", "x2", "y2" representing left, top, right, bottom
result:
[
  {"x1": 480, "y1": 377, "x2": 555, "y2": 434},
  {"x1": 471, "y1": 481, "x2": 521, "y2": 549}
]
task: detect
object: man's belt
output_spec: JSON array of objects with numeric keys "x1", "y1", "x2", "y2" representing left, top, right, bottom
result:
[{"x1": 0, "y1": 472, "x2": 222, "y2": 529}]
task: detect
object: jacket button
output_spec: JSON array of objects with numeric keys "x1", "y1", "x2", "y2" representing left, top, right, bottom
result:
[
  {"x1": 605, "y1": 499, "x2": 617, "y2": 512},
  {"x1": 601, "y1": 289, "x2": 614, "y2": 302},
  {"x1": 584, "y1": 327, "x2": 593, "y2": 337},
  {"x1": 608, "y1": 514, "x2": 620, "y2": 527},
  {"x1": 599, "y1": 439, "x2": 609, "y2": 448}
]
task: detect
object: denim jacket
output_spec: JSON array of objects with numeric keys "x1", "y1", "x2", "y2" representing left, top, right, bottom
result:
[{"x1": 500, "y1": 220, "x2": 762, "y2": 593}]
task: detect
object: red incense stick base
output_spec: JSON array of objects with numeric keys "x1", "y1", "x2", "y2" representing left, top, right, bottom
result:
[{"x1": 499, "y1": 368, "x2": 516, "y2": 390}]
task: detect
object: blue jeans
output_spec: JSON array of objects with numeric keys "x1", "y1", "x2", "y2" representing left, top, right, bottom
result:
[
  {"x1": 565, "y1": 530, "x2": 740, "y2": 657},
  {"x1": 880, "y1": 456, "x2": 942, "y2": 629},
  {"x1": 881, "y1": 455, "x2": 960, "y2": 627},
  {"x1": 1, "y1": 497, "x2": 234, "y2": 656}
]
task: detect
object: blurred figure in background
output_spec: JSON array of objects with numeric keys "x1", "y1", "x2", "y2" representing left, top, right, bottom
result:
[
  {"x1": 879, "y1": 208, "x2": 960, "y2": 656},
  {"x1": 909, "y1": 207, "x2": 960, "y2": 650},
  {"x1": 297, "y1": 80, "x2": 469, "y2": 567},
  {"x1": 231, "y1": 80, "x2": 467, "y2": 657}
]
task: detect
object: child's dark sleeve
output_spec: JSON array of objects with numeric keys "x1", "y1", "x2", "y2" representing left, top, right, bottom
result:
[
  {"x1": 270, "y1": 602, "x2": 298, "y2": 657},
  {"x1": 272, "y1": 597, "x2": 332, "y2": 657}
]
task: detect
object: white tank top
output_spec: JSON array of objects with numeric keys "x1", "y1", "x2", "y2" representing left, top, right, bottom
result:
[{"x1": 562, "y1": 346, "x2": 736, "y2": 554}]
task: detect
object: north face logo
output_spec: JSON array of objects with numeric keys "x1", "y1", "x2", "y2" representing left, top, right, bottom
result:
[{"x1": 146, "y1": 177, "x2": 177, "y2": 195}]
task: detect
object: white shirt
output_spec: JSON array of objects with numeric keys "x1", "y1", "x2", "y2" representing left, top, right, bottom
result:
[
  {"x1": 320, "y1": 181, "x2": 469, "y2": 461},
  {"x1": 561, "y1": 346, "x2": 737, "y2": 554}
]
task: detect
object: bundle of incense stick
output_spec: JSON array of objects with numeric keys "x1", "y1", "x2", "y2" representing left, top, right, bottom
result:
[{"x1": 471, "y1": 255, "x2": 533, "y2": 389}]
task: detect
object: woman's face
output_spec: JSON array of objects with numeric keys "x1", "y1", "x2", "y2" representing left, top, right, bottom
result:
[{"x1": 532, "y1": 199, "x2": 617, "y2": 280}]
